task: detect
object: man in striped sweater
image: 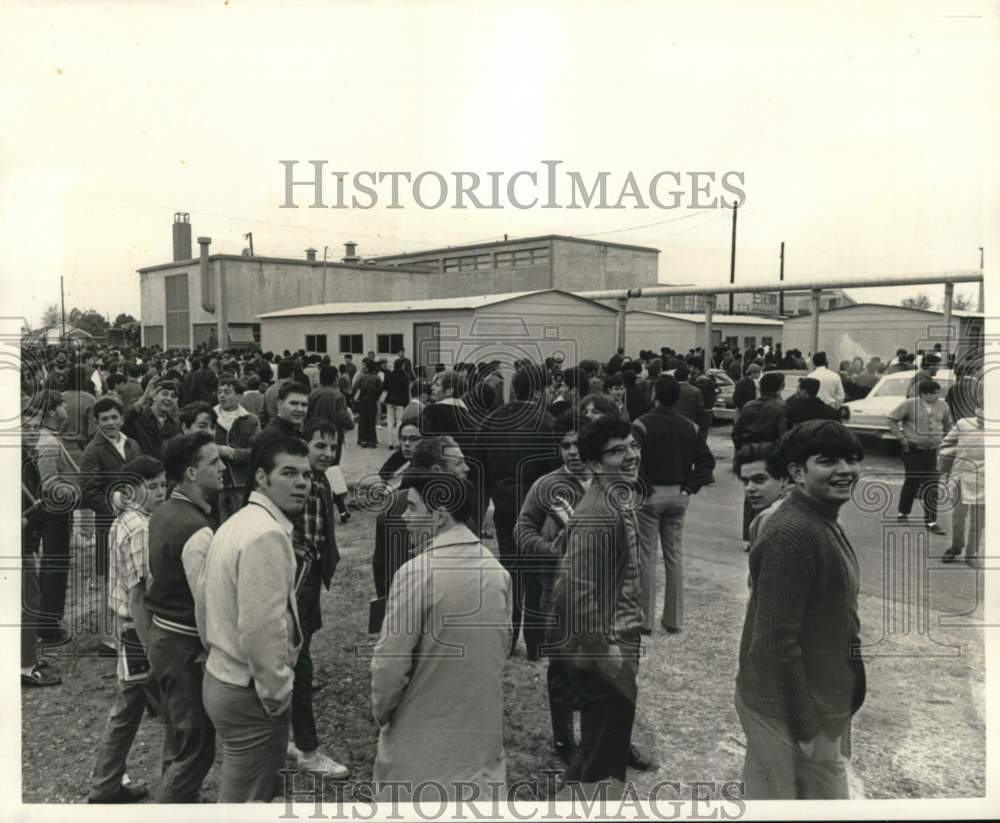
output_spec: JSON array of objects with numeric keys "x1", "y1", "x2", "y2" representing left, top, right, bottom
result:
[
  {"x1": 735, "y1": 420, "x2": 867, "y2": 799},
  {"x1": 143, "y1": 431, "x2": 223, "y2": 802}
]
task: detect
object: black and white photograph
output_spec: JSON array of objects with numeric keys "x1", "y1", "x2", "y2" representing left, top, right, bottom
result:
[{"x1": 2, "y1": 1, "x2": 996, "y2": 819}]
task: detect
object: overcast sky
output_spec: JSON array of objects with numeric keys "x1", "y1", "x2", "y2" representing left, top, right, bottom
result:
[{"x1": 1, "y1": 0, "x2": 993, "y2": 328}]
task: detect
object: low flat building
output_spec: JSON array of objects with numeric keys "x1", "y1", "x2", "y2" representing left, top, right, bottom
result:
[
  {"x1": 258, "y1": 289, "x2": 619, "y2": 377},
  {"x1": 780, "y1": 303, "x2": 983, "y2": 364},
  {"x1": 625, "y1": 310, "x2": 784, "y2": 355}
]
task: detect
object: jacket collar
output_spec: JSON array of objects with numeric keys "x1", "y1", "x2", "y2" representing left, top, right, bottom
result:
[
  {"x1": 248, "y1": 490, "x2": 295, "y2": 535},
  {"x1": 213, "y1": 403, "x2": 250, "y2": 419},
  {"x1": 428, "y1": 522, "x2": 480, "y2": 551}
]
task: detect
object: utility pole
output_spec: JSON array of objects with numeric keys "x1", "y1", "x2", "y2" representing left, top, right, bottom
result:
[
  {"x1": 979, "y1": 247, "x2": 985, "y2": 312},
  {"x1": 728, "y1": 203, "x2": 738, "y2": 315},
  {"x1": 60, "y1": 275, "x2": 66, "y2": 341},
  {"x1": 243, "y1": 232, "x2": 254, "y2": 256},
  {"x1": 778, "y1": 241, "x2": 785, "y2": 316}
]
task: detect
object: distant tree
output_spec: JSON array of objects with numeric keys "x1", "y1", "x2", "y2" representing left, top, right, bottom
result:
[
  {"x1": 113, "y1": 312, "x2": 137, "y2": 328},
  {"x1": 68, "y1": 308, "x2": 110, "y2": 338},
  {"x1": 900, "y1": 292, "x2": 932, "y2": 310},
  {"x1": 40, "y1": 304, "x2": 61, "y2": 328},
  {"x1": 952, "y1": 292, "x2": 975, "y2": 311}
]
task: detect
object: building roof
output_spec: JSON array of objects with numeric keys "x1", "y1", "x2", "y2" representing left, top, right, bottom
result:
[
  {"x1": 781, "y1": 302, "x2": 983, "y2": 320},
  {"x1": 257, "y1": 289, "x2": 618, "y2": 319},
  {"x1": 27, "y1": 324, "x2": 94, "y2": 339},
  {"x1": 137, "y1": 254, "x2": 432, "y2": 275},
  {"x1": 370, "y1": 234, "x2": 660, "y2": 261},
  {"x1": 626, "y1": 310, "x2": 784, "y2": 327}
]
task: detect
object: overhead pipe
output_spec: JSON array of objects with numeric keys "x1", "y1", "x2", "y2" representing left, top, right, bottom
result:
[
  {"x1": 199, "y1": 236, "x2": 215, "y2": 313},
  {"x1": 577, "y1": 270, "x2": 984, "y2": 302}
]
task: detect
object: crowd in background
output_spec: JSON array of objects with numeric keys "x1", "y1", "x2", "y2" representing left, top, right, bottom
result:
[{"x1": 19, "y1": 333, "x2": 984, "y2": 803}]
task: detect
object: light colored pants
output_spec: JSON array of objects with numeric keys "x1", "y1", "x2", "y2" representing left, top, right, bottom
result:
[
  {"x1": 203, "y1": 671, "x2": 289, "y2": 803},
  {"x1": 735, "y1": 691, "x2": 851, "y2": 799},
  {"x1": 636, "y1": 485, "x2": 688, "y2": 632},
  {"x1": 386, "y1": 404, "x2": 404, "y2": 447}
]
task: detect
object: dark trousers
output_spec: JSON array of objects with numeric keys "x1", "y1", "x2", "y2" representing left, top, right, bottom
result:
[
  {"x1": 493, "y1": 499, "x2": 523, "y2": 651},
  {"x1": 898, "y1": 447, "x2": 939, "y2": 523},
  {"x1": 39, "y1": 512, "x2": 71, "y2": 631},
  {"x1": 203, "y1": 672, "x2": 289, "y2": 803},
  {"x1": 548, "y1": 657, "x2": 576, "y2": 744},
  {"x1": 22, "y1": 538, "x2": 42, "y2": 668},
  {"x1": 564, "y1": 642, "x2": 640, "y2": 784},
  {"x1": 146, "y1": 624, "x2": 216, "y2": 802},
  {"x1": 358, "y1": 398, "x2": 378, "y2": 445},
  {"x1": 292, "y1": 572, "x2": 320, "y2": 753}
]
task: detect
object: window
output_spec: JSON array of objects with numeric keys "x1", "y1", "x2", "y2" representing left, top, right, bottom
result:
[
  {"x1": 513, "y1": 249, "x2": 532, "y2": 266},
  {"x1": 761, "y1": 336, "x2": 773, "y2": 348},
  {"x1": 459, "y1": 255, "x2": 477, "y2": 271},
  {"x1": 531, "y1": 246, "x2": 549, "y2": 263},
  {"x1": 743, "y1": 336, "x2": 757, "y2": 349},
  {"x1": 339, "y1": 334, "x2": 363, "y2": 354},
  {"x1": 443, "y1": 257, "x2": 459, "y2": 272},
  {"x1": 476, "y1": 254, "x2": 491, "y2": 270},
  {"x1": 164, "y1": 273, "x2": 190, "y2": 347},
  {"x1": 496, "y1": 251, "x2": 513, "y2": 268},
  {"x1": 725, "y1": 336, "x2": 739, "y2": 350},
  {"x1": 377, "y1": 333, "x2": 404, "y2": 354},
  {"x1": 305, "y1": 334, "x2": 328, "y2": 353}
]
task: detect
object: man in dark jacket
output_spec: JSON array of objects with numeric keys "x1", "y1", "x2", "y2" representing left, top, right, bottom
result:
[
  {"x1": 786, "y1": 378, "x2": 840, "y2": 427},
  {"x1": 259, "y1": 381, "x2": 309, "y2": 441},
  {"x1": 633, "y1": 375, "x2": 715, "y2": 635},
  {"x1": 213, "y1": 376, "x2": 260, "y2": 522},
  {"x1": 287, "y1": 420, "x2": 347, "y2": 778},
  {"x1": 607, "y1": 347, "x2": 625, "y2": 377},
  {"x1": 733, "y1": 363, "x2": 761, "y2": 412},
  {"x1": 475, "y1": 364, "x2": 561, "y2": 658},
  {"x1": 547, "y1": 415, "x2": 644, "y2": 799},
  {"x1": 123, "y1": 378, "x2": 180, "y2": 459},
  {"x1": 732, "y1": 371, "x2": 789, "y2": 450},
  {"x1": 735, "y1": 420, "x2": 866, "y2": 799},
  {"x1": 672, "y1": 365, "x2": 712, "y2": 438}
]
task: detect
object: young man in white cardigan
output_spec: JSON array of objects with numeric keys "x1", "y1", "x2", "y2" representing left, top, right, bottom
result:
[{"x1": 194, "y1": 435, "x2": 309, "y2": 803}]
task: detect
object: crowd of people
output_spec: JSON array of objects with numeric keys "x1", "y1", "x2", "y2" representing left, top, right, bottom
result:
[{"x1": 19, "y1": 335, "x2": 984, "y2": 803}]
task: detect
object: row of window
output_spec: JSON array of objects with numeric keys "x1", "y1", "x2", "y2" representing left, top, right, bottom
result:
[
  {"x1": 304, "y1": 333, "x2": 405, "y2": 355},
  {"x1": 437, "y1": 246, "x2": 550, "y2": 273}
]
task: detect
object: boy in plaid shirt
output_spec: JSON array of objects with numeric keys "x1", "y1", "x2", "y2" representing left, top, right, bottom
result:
[{"x1": 88, "y1": 456, "x2": 168, "y2": 804}]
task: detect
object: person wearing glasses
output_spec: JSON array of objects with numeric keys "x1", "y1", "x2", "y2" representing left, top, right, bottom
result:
[
  {"x1": 547, "y1": 416, "x2": 645, "y2": 799},
  {"x1": 632, "y1": 375, "x2": 715, "y2": 635}
]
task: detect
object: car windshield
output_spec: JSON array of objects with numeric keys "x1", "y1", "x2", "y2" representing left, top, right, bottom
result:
[{"x1": 871, "y1": 376, "x2": 916, "y2": 398}]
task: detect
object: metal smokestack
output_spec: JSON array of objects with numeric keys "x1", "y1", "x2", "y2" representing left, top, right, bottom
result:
[
  {"x1": 198, "y1": 236, "x2": 215, "y2": 313},
  {"x1": 305, "y1": 248, "x2": 317, "y2": 262},
  {"x1": 342, "y1": 241, "x2": 359, "y2": 263},
  {"x1": 172, "y1": 212, "x2": 192, "y2": 261}
]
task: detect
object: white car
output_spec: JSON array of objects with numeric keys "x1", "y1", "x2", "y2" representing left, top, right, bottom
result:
[{"x1": 843, "y1": 369, "x2": 954, "y2": 439}]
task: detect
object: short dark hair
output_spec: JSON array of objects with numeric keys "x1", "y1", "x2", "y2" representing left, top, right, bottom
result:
[
  {"x1": 163, "y1": 431, "x2": 216, "y2": 484},
  {"x1": 513, "y1": 364, "x2": 547, "y2": 401},
  {"x1": 778, "y1": 419, "x2": 864, "y2": 469},
  {"x1": 92, "y1": 396, "x2": 124, "y2": 419},
  {"x1": 577, "y1": 415, "x2": 632, "y2": 463},
  {"x1": 759, "y1": 372, "x2": 785, "y2": 394},
  {"x1": 217, "y1": 375, "x2": 243, "y2": 393},
  {"x1": 251, "y1": 435, "x2": 309, "y2": 483},
  {"x1": 918, "y1": 379, "x2": 942, "y2": 395},
  {"x1": 154, "y1": 380, "x2": 179, "y2": 396},
  {"x1": 319, "y1": 365, "x2": 338, "y2": 386},
  {"x1": 245, "y1": 373, "x2": 261, "y2": 390},
  {"x1": 733, "y1": 442, "x2": 786, "y2": 480},
  {"x1": 400, "y1": 469, "x2": 472, "y2": 524},
  {"x1": 654, "y1": 374, "x2": 681, "y2": 408},
  {"x1": 278, "y1": 381, "x2": 310, "y2": 401},
  {"x1": 277, "y1": 359, "x2": 296, "y2": 380},
  {"x1": 410, "y1": 435, "x2": 459, "y2": 470},
  {"x1": 121, "y1": 455, "x2": 165, "y2": 486},
  {"x1": 302, "y1": 418, "x2": 338, "y2": 443},
  {"x1": 552, "y1": 409, "x2": 579, "y2": 436},
  {"x1": 812, "y1": 351, "x2": 828, "y2": 368},
  {"x1": 798, "y1": 377, "x2": 821, "y2": 398},
  {"x1": 179, "y1": 401, "x2": 216, "y2": 429}
]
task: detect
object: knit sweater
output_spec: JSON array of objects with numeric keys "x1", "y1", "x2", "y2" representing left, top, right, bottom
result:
[{"x1": 736, "y1": 487, "x2": 866, "y2": 741}]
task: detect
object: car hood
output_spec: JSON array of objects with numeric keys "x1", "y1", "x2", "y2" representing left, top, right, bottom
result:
[{"x1": 845, "y1": 396, "x2": 904, "y2": 417}]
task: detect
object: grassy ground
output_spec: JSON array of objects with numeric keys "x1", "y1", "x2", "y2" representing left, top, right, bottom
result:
[{"x1": 21, "y1": 429, "x2": 985, "y2": 802}]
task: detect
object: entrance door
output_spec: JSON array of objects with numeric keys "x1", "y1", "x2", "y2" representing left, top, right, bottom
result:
[{"x1": 413, "y1": 322, "x2": 440, "y2": 379}]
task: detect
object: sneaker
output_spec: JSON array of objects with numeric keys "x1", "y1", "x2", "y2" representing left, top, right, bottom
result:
[
  {"x1": 340, "y1": 511, "x2": 351, "y2": 525},
  {"x1": 897, "y1": 513, "x2": 909, "y2": 521},
  {"x1": 297, "y1": 750, "x2": 349, "y2": 779},
  {"x1": 926, "y1": 522, "x2": 947, "y2": 536},
  {"x1": 286, "y1": 741, "x2": 301, "y2": 763},
  {"x1": 21, "y1": 665, "x2": 61, "y2": 687},
  {"x1": 627, "y1": 744, "x2": 656, "y2": 771}
]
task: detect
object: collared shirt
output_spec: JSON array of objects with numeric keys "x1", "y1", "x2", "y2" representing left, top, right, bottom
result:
[
  {"x1": 108, "y1": 506, "x2": 151, "y2": 619},
  {"x1": 292, "y1": 472, "x2": 326, "y2": 589},
  {"x1": 613, "y1": 488, "x2": 644, "y2": 639},
  {"x1": 104, "y1": 431, "x2": 128, "y2": 460},
  {"x1": 807, "y1": 365, "x2": 846, "y2": 408}
]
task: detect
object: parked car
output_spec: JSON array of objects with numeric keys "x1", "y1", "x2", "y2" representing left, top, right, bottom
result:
[
  {"x1": 843, "y1": 369, "x2": 955, "y2": 439},
  {"x1": 707, "y1": 369, "x2": 736, "y2": 421}
]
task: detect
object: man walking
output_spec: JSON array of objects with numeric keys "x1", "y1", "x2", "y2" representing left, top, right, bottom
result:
[
  {"x1": 887, "y1": 380, "x2": 952, "y2": 535},
  {"x1": 633, "y1": 375, "x2": 715, "y2": 634},
  {"x1": 199, "y1": 435, "x2": 309, "y2": 802},
  {"x1": 735, "y1": 420, "x2": 867, "y2": 799}
]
